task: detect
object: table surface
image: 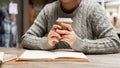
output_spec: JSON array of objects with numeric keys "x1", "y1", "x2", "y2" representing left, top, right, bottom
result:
[{"x1": 0, "y1": 47, "x2": 120, "y2": 68}]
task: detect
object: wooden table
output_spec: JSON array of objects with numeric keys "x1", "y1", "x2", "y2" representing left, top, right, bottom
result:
[{"x1": 0, "y1": 47, "x2": 120, "y2": 68}]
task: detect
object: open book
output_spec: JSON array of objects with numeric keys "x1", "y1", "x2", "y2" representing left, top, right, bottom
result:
[
  {"x1": 17, "y1": 50, "x2": 88, "y2": 62},
  {"x1": 0, "y1": 52, "x2": 17, "y2": 63}
]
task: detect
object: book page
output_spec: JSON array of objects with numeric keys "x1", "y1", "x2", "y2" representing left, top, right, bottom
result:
[
  {"x1": 54, "y1": 51, "x2": 88, "y2": 59},
  {"x1": 18, "y1": 50, "x2": 54, "y2": 60},
  {"x1": 0, "y1": 52, "x2": 4, "y2": 62}
]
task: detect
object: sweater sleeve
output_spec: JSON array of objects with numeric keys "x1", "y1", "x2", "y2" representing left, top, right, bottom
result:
[
  {"x1": 71, "y1": 1, "x2": 120, "y2": 54},
  {"x1": 22, "y1": 5, "x2": 54, "y2": 50}
]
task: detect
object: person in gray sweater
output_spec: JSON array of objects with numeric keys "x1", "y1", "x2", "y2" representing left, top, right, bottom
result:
[{"x1": 22, "y1": 0, "x2": 120, "y2": 54}]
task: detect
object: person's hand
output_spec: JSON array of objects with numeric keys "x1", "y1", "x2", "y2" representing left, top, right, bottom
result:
[
  {"x1": 48, "y1": 25, "x2": 62, "y2": 47},
  {"x1": 56, "y1": 23, "x2": 77, "y2": 46}
]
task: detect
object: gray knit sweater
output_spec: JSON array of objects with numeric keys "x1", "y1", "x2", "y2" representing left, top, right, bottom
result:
[{"x1": 22, "y1": 0, "x2": 120, "y2": 53}]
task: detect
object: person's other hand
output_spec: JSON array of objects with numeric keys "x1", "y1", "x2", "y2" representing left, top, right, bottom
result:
[
  {"x1": 48, "y1": 25, "x2": 62, "y2": 47},
  {"x1": 56, "y1": 23, "x2": 77, "y2": 46}
]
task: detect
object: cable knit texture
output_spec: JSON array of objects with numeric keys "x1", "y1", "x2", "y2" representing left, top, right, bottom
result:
[{"x1": 22, "y1": 0, "x2": 120, "y2": 54}]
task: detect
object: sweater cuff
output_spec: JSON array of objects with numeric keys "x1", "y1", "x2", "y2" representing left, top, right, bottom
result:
[{"x1": 71, "y1": 37, "x2": 87, "y2": 52}]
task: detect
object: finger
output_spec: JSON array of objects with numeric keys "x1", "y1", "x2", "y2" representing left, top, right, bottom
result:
[
  {"x1": 49, "y1": 30, "x2": 61, "y2": 39},
  {"x1": 60, "y1": 23, "x2": 73, "y2": 31},
  {"x1": 61, "y1": 35, "x2": 69, "y2": 38},
  {"x1": 52, "y1": 40, "x2": 59, "y2": 46},
  {"x1": 61, "y1": 38, "x2": 68, "y2": 42},
  {"x1": 52, "y1": 38, "x2": 59, "y2": 43},
  {"x1": 51, "y1": 24, "x2": 62, "y2": 30},
  {"x1": 56, "y1": 29, "x2": 70, "y2": 35},
  {"x1": 49, "y1": 38, "x2": 59, "y2": 46}
]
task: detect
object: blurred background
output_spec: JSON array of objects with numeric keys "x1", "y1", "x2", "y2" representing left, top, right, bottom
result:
[{"x1": 0, "y1": 0, "x2": 120, "y2": 48}]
